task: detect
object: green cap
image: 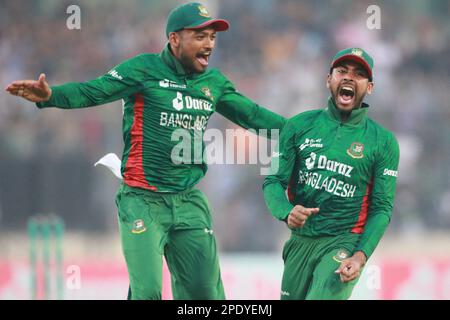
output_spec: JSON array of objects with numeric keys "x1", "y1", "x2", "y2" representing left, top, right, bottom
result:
[
  {"x1": 166, "y1": 2, "x2": 230, "y2": 38},
  {"x1": 331, "y1": 48, "x2": 374, "y2": 81}
]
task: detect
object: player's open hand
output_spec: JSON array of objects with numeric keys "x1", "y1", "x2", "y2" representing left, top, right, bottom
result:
[
  {"x1": 335, "y1": 251, "x2": 367, "y2": 283},
  {"x1": 287, "y1": 205, "x2": 319, "y2": 228},
  {"x1": 5, "y1": 73, "x2": 52, "y2": 103}
]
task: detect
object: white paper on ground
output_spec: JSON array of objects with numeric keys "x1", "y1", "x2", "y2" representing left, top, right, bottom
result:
[{"x1": 94, "y1": 153, "x2": 123, "y2": 179}]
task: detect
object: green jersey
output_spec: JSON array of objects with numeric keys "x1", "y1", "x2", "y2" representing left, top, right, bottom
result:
[
  {"x1": 263, "y1": 98, "x2": 399, "y2": 258},
  {"x1": 37, "y1": 45, "x2": 285, "y2": 192}
]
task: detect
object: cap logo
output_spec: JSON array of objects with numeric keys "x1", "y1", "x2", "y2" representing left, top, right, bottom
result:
[
  {"x1": 198, "y1": 5, "x2": 211, "y2": 17},
  {"x1": 351, "y1": 48, "x2": 363, "y2": 57}
]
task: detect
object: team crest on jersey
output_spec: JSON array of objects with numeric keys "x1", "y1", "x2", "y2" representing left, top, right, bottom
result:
[
  {"x1": 347, "y1": 142, "x2": 364, "y2": 159},
  {"x1": 333, "y1": 249, "x2": 350, "y2": 263},
  {"x1": 201, "y1": 87, "x2": 214, "y2": 101},
  {"x1": 132, "y1": 219, "x2": 146, "y2": 234}
]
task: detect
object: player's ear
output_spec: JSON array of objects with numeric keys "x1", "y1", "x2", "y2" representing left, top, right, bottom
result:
[
  {"x1": 366, "y1": 81, "x2": 374, "y2": 95},
  {"x1": 326, "y1": 73, "x2": 331, "y2": 89},
  {"x1": 168, "y1": 32, "x2": 181, "y2": 48}
]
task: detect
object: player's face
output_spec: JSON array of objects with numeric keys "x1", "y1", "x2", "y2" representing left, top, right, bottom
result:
[
  {"x1": 327, "y1": 60, "x2": 373, "y2": 113},
  {"x1": 169, "y1": 27, "x2": 216, "y2": 74}
]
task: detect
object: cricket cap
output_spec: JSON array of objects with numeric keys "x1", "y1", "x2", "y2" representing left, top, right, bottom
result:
[
  {"x1": 331, "y1": 48, "x2": 374, "y2": 81},
  {"x1": 166, "y1": 2, "x2": 230, "y2": 38}
]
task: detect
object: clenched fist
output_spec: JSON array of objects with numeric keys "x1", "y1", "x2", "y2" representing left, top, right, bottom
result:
[{"x1": 287, "y1": 205, "x2": 320, "y2": 228}]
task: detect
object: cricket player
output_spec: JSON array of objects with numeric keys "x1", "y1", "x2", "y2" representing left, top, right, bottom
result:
[
  {"x1": 6, "y1": 3, "x2": 285, "y2": 299},
  {"x1": 263, "y1": 48, "x2": 400, "y2": 299}
]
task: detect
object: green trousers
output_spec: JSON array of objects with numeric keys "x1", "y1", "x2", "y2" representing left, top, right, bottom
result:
[
  {"x1": 115, "y1": 183, "x2": 225, "y2": 300},
  {"x1": 280, "y1": 232, "x2": 362, "y2": 300}
]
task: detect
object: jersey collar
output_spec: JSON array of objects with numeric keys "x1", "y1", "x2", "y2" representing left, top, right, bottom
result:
[
  {"x1": 160, "y1": 43, "x2": 200, "y2": 79},
  {"x1": 325, "y1": 97, "x2": 369, "y2": 126}
]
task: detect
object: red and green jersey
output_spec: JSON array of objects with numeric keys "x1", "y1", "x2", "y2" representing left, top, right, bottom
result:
[
  {"x1": 263, "y1": 98, "x2": 400, "y2": 258},
  {"x1": 37, "y1": 45, "x2": 285, "y2": 192}
]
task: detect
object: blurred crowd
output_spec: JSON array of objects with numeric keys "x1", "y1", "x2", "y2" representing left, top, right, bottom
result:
[{"x1": 0, "y1": 0, "x2": 449, "y2": 251}]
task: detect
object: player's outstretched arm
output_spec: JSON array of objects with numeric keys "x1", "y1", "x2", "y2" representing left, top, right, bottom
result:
[
  {"x1": 5, "y1": 55, "x2": 147, "y2": 110},
  {"x1": 216, "y1": 78, "x2": 286, "y2": 137},
  {"x1": 5, "y1": 73, "x2": 52, "y2": 103}
]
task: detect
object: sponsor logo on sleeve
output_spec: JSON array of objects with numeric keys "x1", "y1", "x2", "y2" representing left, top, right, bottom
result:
[
  {"x1": 383, "y1": 169, "x2": 398, "y2": 177},
  {"x1": 108, "y1": 69, "x2": 123, "y2": 80},
  {"x1": 281, "y1": 290, "x2": 290, "y2": 297}
]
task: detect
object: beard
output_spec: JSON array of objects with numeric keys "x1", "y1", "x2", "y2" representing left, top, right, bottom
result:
[
  {"x1": 179, "y1": 52, "x2": 206, "y2": 74},
  {"x1": 331, "y1": 85, "x2": 365, "y2": 112}
]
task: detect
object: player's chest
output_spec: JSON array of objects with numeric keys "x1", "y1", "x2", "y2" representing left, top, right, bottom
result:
[
  {"x1": 140, "y1": 76, "x2": 218, "y2": 116},
  {"x1": 293, "y1": 124, "x2": 376, "y2": 177}
]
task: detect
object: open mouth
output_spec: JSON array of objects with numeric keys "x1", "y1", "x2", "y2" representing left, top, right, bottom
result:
[
  {"x1": 196, "y1": 52, "x2": 211, "y2": 67},
  {"x1": 337, "y1": 85, "x2": 355, "y2": 106}
]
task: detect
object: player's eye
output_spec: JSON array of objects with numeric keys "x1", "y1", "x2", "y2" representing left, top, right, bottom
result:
[{"x1": 356, "y1": 71, "x2": 366, "y2": 77}]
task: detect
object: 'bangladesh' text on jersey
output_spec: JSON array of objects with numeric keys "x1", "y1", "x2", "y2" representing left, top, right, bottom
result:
[
  {"x1": 263, "y1": 98, "x2": 400, "y2": 258},
  {"x1": 37, "y1": 45, "x2": 285, "y2": 192}
]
